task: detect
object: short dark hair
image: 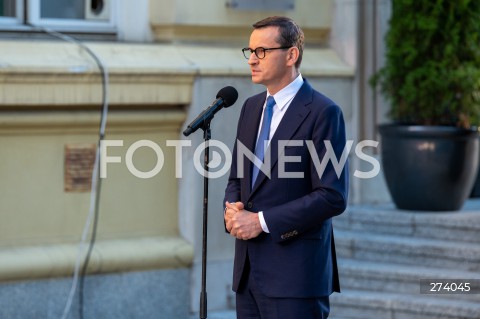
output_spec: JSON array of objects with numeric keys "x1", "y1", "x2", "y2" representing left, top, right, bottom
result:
[{"x1": 252, "y1": 16, "x2": 304, "y2": 69}]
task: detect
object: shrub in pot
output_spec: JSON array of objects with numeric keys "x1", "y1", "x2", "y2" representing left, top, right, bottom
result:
[{"x1": 371, "y1": 0, "x2": 480, "y2": 211}]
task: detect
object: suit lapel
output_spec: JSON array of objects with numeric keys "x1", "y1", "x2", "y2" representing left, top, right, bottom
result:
[
  {"x1": 250, "y1": 81, "x2": 313, "y2": 195},
  {"x1": 242, "y1": 93, "x2": 267, "y2": 194}
]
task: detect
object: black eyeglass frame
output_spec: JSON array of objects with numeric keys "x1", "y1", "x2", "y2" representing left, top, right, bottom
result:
[{"x1": 242, "y1": 46, "x2": 292, "y2": 59}]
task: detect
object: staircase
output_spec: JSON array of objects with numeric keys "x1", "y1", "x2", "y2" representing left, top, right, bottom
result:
[{"x1": 330, "y1": 200, "x2": 480, "y2": 319}]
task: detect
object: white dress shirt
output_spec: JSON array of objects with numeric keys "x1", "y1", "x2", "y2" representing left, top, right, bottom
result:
[{"x1": 257, "y1": 74, "x2": 304, "y2": 233}]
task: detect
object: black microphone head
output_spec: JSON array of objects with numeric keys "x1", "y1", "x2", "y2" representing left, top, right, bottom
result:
[{"x1": 216, "y1": 86, "x2": 238, "y2": 108}]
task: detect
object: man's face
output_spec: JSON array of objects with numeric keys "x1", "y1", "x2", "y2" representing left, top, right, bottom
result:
[{"x1": 247, "y1": 26, "x2": 291, "y2": 92}]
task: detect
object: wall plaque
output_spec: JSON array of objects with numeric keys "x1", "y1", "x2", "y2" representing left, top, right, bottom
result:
[
  {"x1": 226, "y1": 0, "x2": 295, "y2": 11},
  {"x1": 64, "y1": 144, "x2": 97, "y2": 192}
]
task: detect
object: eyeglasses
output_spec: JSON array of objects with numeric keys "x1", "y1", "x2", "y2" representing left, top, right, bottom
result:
[{"x1": 242, "y1": 46, "x2": 291, "y2": 59}]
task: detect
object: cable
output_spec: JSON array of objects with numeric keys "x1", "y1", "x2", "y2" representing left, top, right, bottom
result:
[{"x1": 27, "y1": 25, "x2": 110, "y2": 319}]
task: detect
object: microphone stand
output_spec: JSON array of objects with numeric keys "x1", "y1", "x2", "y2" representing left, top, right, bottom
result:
[
  {"x1": 199, "y1": 122, "x2": 211, "y2": 319},
  {"x1": 182, "y1": 86, "x2": 237, "y2": 318}
]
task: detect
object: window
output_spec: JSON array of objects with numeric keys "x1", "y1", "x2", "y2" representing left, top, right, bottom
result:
[
  {"x1": 0, "y1": 0, "x2": 16, "y2": 17},
  {"x1": 41, "y1": 0, "x2": 88, "y2": 20},
  {"x1": 0, "y1": 0, "x2": 115, "y2": 32},
  {"x1": 0, "y1": 0, "x2": 22, "y2": 26}
]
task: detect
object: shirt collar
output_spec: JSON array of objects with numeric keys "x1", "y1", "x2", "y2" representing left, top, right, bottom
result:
[{"x1": 267, "y1": 74, "x2": 304, "y2": 111}]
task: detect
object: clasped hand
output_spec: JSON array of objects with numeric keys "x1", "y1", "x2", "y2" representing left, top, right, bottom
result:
[{"x1": 225, "y1": 201, "x2": 263, "y2": 240}]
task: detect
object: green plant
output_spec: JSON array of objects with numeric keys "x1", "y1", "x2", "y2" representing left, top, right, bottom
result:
[{"x1": 371, "y1": 0, "x2": 480, "y2": 128}]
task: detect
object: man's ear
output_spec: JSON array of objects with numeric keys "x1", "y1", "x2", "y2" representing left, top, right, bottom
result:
[{"x1": 286, "y1": 47, "x2": 299, "y2": 66}]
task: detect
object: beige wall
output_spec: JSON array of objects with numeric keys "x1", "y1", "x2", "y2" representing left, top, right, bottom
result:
[
  {"x1": 0, "y1": 112, "x2": 182, "y2": 245},
  {"x1": 150, "y1": 0, "x2": 333, "y2": 45},
  {"x1": 0, "y1": 39, "x2": 199, "y2": 280},
  {"x1": 0, "y1": 0, "x2": 357, "y2": 300},
  {"x1": 0, "y1": 109, "x2": 194, "y2": 281}
]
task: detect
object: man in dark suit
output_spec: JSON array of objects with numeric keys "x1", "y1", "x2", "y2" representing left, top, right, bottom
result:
[{"x1": 223, "y1": 16, "x2": 348, "y2": 319}]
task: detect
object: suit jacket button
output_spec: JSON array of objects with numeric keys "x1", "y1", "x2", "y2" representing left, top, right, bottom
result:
[{"x1": 247, "y1": 202, "x2": 253, "y2": 209}]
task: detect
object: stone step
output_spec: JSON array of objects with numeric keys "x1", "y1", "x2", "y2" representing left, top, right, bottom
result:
[
  {"x1": 190, "y1": 310, "x2": 236, "y2": 319},
  {"x1": 335, "y1": 229, "x2": 480, "y2": 271},
  {"x1": 335, "y1": 200, "x2": 480, "y2": 244},
  {"x1": 192, "y1": 288, "x2": 480, "y2": 319},
  {"x1": 190, "y1": 309, "x2": 352, "y2": 319},
  {"x1": 329, "y1": 290, "x2": 480, "y2": 319},
  {"x1": 338, "y1": 258, "x2": 480, "y2": 302}
]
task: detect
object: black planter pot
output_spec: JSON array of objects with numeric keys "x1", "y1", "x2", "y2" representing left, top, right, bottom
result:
[
  {"x1": 379, "y1": 124, "x2": 479, "y2": 211},
  {"x1": 470, "y1": 138, "x2": 480, "y2": 197}
]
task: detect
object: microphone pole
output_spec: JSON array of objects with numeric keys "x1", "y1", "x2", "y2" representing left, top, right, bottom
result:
[
  {"x1": 199, "y1": 121, "x2": 210, "y2": 319},
  {"x1": 184, "y1": 86, "x2": 238, "y2": 319}
]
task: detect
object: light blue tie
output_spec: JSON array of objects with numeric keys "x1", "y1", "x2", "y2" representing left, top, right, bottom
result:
[{"x1": 252, "y1": 96, "x2": 276, "y2": 188}]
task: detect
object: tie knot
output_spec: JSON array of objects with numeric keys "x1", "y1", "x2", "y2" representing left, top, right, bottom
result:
[{"x1": 266, "y1": 96, "x2": 276, "y2": 110}]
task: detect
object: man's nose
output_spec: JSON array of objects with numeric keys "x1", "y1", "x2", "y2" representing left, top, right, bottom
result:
[{"x1": 248, "y1": 53, "x2": 258, "y2": 65}]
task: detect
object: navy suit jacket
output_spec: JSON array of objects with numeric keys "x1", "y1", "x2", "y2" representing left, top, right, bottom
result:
[{"x1": 224, "y1": 80, "x2": 348, "y2": 298}]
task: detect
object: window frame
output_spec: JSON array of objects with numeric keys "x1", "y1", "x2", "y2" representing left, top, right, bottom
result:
[
  {"x1": 0, "y1": 0, "x2": 116, "y2": 33},
  {"x1": 0, "y1": 0, "x2": 23, "y2": 26}
]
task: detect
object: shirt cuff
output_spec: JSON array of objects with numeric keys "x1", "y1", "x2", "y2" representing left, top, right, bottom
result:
[{"x1": 258, "y1": 211, "x2": 270, "y2": 233}]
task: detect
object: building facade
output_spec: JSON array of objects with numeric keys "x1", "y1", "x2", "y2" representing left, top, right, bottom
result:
[{"x1": 0, "y1": 0, "x2": 391, "y2": 317}]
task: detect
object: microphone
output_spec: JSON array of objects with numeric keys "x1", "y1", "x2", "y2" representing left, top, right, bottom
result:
[{"x1": 183, "y1": 86, "x2": 238, "y2": 136}]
